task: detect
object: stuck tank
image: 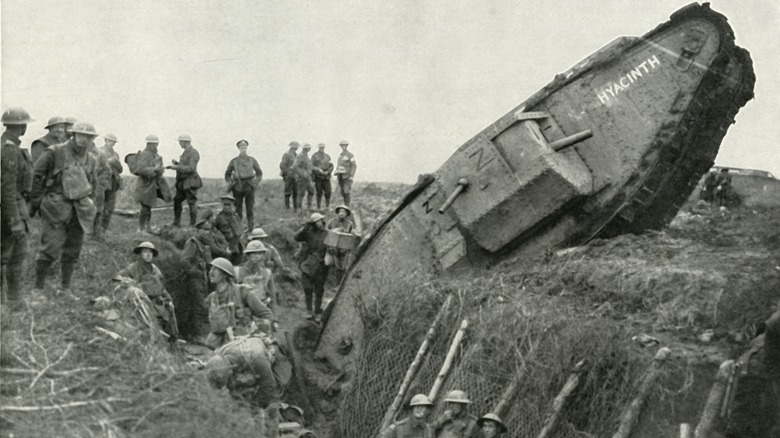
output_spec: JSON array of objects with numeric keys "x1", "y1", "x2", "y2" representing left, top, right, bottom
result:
[{"x1": 316, "y1": 3, "x2": 755, "y2": 373}]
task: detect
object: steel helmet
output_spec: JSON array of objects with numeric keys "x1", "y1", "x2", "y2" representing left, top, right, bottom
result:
[
  {"x1": 289, "y1": 141, "x2": 300, "y2": 148},
  {"x1": 69, "y1": 121, "x2": 98, "y2": 136},
  {"x1": 339, "y1": 139, "x2": 349, "y2": 146},
  {"x1": 443, "y1": 390, "x2": 470, "y2": 404},
  {"x1": 45, "y1": 116, "x2": 67, "y2": 129},
  {"x1": 244, "y1": 240, "x2": 268, "y2": 254},
  {"x1": 64, "y1": 116, "x2": 77, "y2": 125},
  {"x1": 302, "y1": 143, "x2": 312, "y2": 150},
  {"x1": 308, "y1": 212, "x2": 326, "y2": 223},
  {"x1": 177, "y1": 134, "x2": 192, "y2": 142},
  {"x1": 409, "y1": 394, "x2": 433, "y2": 407},
  {"x1": 104, "y1": 133, "x2": 118, "y2": 142},
  {"x1": 1, "y1": 107, "x2": 34, "y2": 125},
  {"x1": 210, "y1": 257, "x2": 236, "y2": 279},
  {"x1": 477, "y1": 413, "x2": 508, "y2": 434},
  {"x1": 195, "y1": 209, "x2": 215, "y2": 228},
  {"x1": 145, "y1": 134, "x2": 160, "y2": 143},
  {"x1": 318, "y1": 143, "x2": 326, "y2": 148},
  {"x1": 133, "y1": 241, "x2": 159, "y2": 256},
  {"x1": 248, "y1": 227, "x2": 268, "y2": 239},
  {"x1": 221, "y1": 193, "x2": 235, "y2": 202},
  {"x1": 335, "y1": 204, "x2": 352, "y2": 217},
  {"x1": 206, "y1": 354, "x2": 231, "y2": 388}
]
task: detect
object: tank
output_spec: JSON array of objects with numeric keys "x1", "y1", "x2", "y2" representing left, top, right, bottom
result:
[{"x1": 316, "y1": 3, "x2": 755, "y2": 373}]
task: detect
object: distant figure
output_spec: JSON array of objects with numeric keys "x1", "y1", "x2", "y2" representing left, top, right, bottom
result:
[
  {"x1": 225, "y1": 139, "x2": 263, "y2": 231},
  {"x1": 294, "y1": 213, "x2": 329, "y2": 322},
  {"x1": 292, "y1": 143, "x2": 315, "y2": 211},
  {"x1": 169, "y1": 134, "x2": 202, "y2": 227},
  {"x1": 431, "y1": 390, "x2": 478, "y2": 438},
  {"x1": 477, "y1": 413, "x2": 507, "y2": 438},
  {"x1": 30, "y1": 121, "x2": 99, "y2": 298},
  {"x1": 133, "y1": 134, "x2": 167, "y2": 233},
  {"x1": 382, "y1": 394, "x2": 433, "y2": 438},
  {"x1": 311, "y1": 143, "x2": 334, "y2": 210},
  {"x1": 334, "y1": 139, "x2": 357, "y2": 206},
  {"x1": 96, "y1": 133, "x2": 123, "y2": 233},
  {"x1": 326, "y1": 204, "x2": 358, "y2": 282},
  {"x1": 700, "y1": 169, "x2": 718, "y2": 203},
  {"x1": 1, "y1": 106, "x2": 34, "y2": 309},
  {"x1": 214, "y1": 193, "x2": 244, "y2": 265},
  {"x1": 715, "y1": 168, "x2": 733, "y2": 207},
  {"x1": 279, "y1": 141, "x2": 299, "y2": 210},
  {"x1": 88, "y1": 138, "x2": 111, "y2": 239},
  {"x1": 30, "y1": 116, "x2": 68, "y2": 164},
  {"x1": 115, "y1": 242, "x2": 178, "y2": 339}
]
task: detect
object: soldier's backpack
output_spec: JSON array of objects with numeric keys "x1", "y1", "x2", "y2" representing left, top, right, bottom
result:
[
  {"x1": 208, "y1": 291, "x2": 237, "y2": 334},
  {"x1": 124, "y1": 151, "x2": 141, "y2": 175}
]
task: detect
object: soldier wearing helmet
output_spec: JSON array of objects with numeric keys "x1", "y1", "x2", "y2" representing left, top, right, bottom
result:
[
  {"x1": 279, "y1": 141, "x2": 299, "y2": 210},
  {"x1": 247, "y1": 227, "x2": 287, "y2": 275},
  {"x1": 477, "y1": 413, "x2": 507, "y2": 437},
  {"x1": 236, "y1": 240, "x2": 277, "y2": 309},
  {"x1": 1, "y1": 106, "x2": 34, "y2": 308},
  {"x1": 30, "y1": 120, "x2": 99, "y2": 299},
  {"x1": 334, "y1": 139, "x2": 357, "y2": 206},
  {"x1": 382, "y1": 394, "x2": 433, "y2": 438},
  {"x1": 431, "y1": 390, "x2": 478, "y2": 438},
  {"x1": 95, "y1": 133, "x2": 123, "y2": 233},
  {"x1": 225, "y1": 139, "x2": 263, "y2": 231},
  {"x1": 215, "y1": 193, "x2": 244, "y2": 265},
  {"x1": 204, "y1": 257, "x2": 277, "y2": 349},
  {"x1": 87, "y1": 134, "x2": 112, "y2": 240},
  {"x1": 311, "y1": 143, "x2": 334, "y2": 210},
  {"x1": 206, "y1": 335, "x2": 282, "y2": 408},
  {"x1": 30, "y1": 116, "x2": 68, "y2": 164},
  {"x1": 326, "y1": 204, "x2": 360, "y2": 282},
  {"x1": 115, "y1": 241, "x2": 179, "y2": 339},
  {"x1": 133, "y1": 134, "x2": 169, "y2": 233},
  {"x1": 292, "y1": 143, "x2": 315, "y2": 211},
  {"x1": 294, "y1": 212, "x2": 329, "y2": 322},
  {"x1": 168, "y1": 134, "x2": 203, "y2": 227}
]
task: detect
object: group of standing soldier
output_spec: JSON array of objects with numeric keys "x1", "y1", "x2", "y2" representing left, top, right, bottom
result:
[{"x1": 280, "y1": 140, "x2": 356, "y2": 212}]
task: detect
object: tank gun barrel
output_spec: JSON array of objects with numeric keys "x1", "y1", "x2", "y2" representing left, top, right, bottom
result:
[
  {"x1": 438, "y1": 178, "x2": 470, "y2": 214},
  {"x1": 550, "y1": 129, "x2": 593, "y2": 152}
]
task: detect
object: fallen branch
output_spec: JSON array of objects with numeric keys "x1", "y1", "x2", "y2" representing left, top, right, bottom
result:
[
  {"x1": 1, "y1": 366, "x2": 101, "y2": 378},
  {"x1": 29, "y1": 343, "x2": 74, "y2": 390},
  {"x1": 612, "y1": 347, "x2": 672, "y2": 438},
  {"x1": 695, "y1": 360, "x2": 734, "y2": 438},
  {"x1": 0, "y1": 397, "x2": 129, "y2": 412},
  {"x1": 538, "y1": 359, "x2": 587, "y2": 438}
]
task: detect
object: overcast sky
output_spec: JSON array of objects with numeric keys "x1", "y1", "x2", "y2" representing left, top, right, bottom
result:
[{"x1": 2, "y1": 0, "x2": 778, "y2": 182}]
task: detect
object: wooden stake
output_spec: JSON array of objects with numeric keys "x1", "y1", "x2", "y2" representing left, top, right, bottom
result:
[
  {"x1": 694, "y1": 360, "x2": 734, "y2": 438},
  {"x1": 679, "y1": 423, "x2": 692, "y2": 438},
  {"x1": 611, "y1": 347, "x2": 671, "y2": 438},
  {"x1": 537, "y1": 359, "x2": 587, "y2": 438},
  {"x1": 428, "y1": 319, "x2": 469, "y2": 403},
  {"x1": 380, "y1": 295, "x2": 452, "y2": 433}
]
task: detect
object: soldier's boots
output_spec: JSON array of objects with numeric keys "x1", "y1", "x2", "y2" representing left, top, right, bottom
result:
[
  {"x1": 3, "y1": 263, "x2": 22, "y2": 307},
  {"x1": 188, "y1": 201, "x2": 198, "y2": 226},
  {"x1": 172, "y1": 203, "x2": 182, "y2": 227},
  {"x1": 284, "y1": 195, "x2": 291, "y2": 210},
  {"x1": 343, "y1": 194, "x2": 351, "y2": 206},
  {"x1": 101, "y1": 213, "x2": 112, "y2": 231},
  {"x1": 34, "y1": 259, "x2": 51, "y2": 290},
  {"x1": 307, "y1": 196, "x2": 313, "y2": 210},
  {"x1": 60, "y1": 260, "x2": 78, "y2": 294}
]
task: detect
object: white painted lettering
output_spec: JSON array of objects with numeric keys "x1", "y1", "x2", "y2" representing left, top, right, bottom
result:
[
  {"x1": 619, "y1": 76, "x2": 631, "y2": 88},
  {"x1": 597, "y1": 91, "x2": 610, "y2": 104},
  {"x1": 648, "y1": 55, "x2": 660, "y2": 69},
  {"x1": 639, "y1": 61, "x2": 650, "y2": 74},
  {"x1": 595, "y1": 55, "x2": 663, "y2": 105},
  {"x1": 631, "y1": 68, "x2": 643, "y2": 81},
  {"x1": 606, "y1": 86, "x2": 616, "y2": 98}
]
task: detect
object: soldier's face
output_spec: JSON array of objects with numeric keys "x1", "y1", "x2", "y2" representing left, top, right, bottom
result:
[
  {"x1": 209, "y1": 266, "x2": 226, "y2": 283},
  {"x1": 105, "y1": 139, "x2": 117, "y2": 148},
  {"x1": 238, "y1": 145, "x2": 248, "y2": 155},
  {"x1": 179, "y1": 140, "x2": 190, "y2": 149},
  {"x1": 139, "y1": 249, "x2": 154, "y2": 263},
  {"x1": 412, "y1": 406, "x2": 429, "y2": 419},
  {"x1": 313, "y1": 219, "x2": 325, "y2": 230},
  {"x1": 248, "y1": 252, "x2": 265, "y2": 263},
  {"x1": 340, "y1": 144, "x2": 348, "y2": 151},
  {"x1": 222, "y1": 201, "x2": 234, "y2": 213},
  {"x1": 148, "y1": 142, "x2": 159, "y2": 153},
  {"x1": 73, "y1": 133, "x2": 94, "y2": 149},
  {"x1": 50, "y1": 124, "x2": 66, "y2": 140},
  {"x1": 337, "y1": 210, "x2": 348, "y2": 219},
  {"x1": 481, "y1": 421, "x2": 498, "y2": 438},
  {"x1": 448, "y1": 403, "x2": 463, "y2": 415}
]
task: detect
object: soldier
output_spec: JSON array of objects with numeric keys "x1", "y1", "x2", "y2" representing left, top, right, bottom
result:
[
  {"x1": 30, "y1": 116, "x2": 68, "y2": 164},
  {"x1": 294, "y1": 213, "x2": 329, "y2": 322},
  {"x1": 715, "y1": 168, "x2": 733, "y2": 207},
  {"x1": 700, "y1": 169, "x2": 718, "y2": 203},
  {"x1": 115, "y1": 242, "x2": 179, "y2": 339},
  {"x1": 292, "y1": 143, "x2": 315, "y2": 211},
  {"x1": 334, "y1": 139, "x2": 357, "y2": 206},
  {"x1": 311, "y1": 143, "x2": 334, "y2": 210},
  {"x1": 476, "y1": 413, "x2": 507, "y2": 438},
  {"x1": 96, "y1": 133, "x2": 123, "y2": 233},
  {"x1": 30, "y1": 121, "x2": 99, "y2": 297},
  {"x1": 326, "y1": 204, "x2": 358, "y2": 281},
  {"x1": 225, "y1": 139, "x2": 263, "y2": 231},
  {"x1": 169, "y1": 134, "x2": 202, "y2": 227},
  {"x1": 279, "y1": 141, "x2": 299, "y2": 210},
  {"x1": 206, "y1": 335, "x2": 282, "y2": 408},
  {"x1": 215, "y1": 193, "x2": 245, "y2": 265},
  {"x1": 236, "y1": 240, "x2": 278, "y2": 309},
  {"x1": 88, "y1": 137, "x2": 111, "y2": 239},
  {"x1": 247, "y1": 227, "x2": 287, "y2": 275},
  {"x1": 431, "y1": 390, "x2": 478, "y2": 438},
  {"x1": 382, "y1": 394, "x2": 433, "y2": 438},
  {"x1": 1, "y1": 107, "x2": 34, "y2": 308},
  {"x1": 204, "y1": 257, "x2": 277, "y2": 349},
  {"x1": 133, "y1": 134, "x2": 167, "y2": 233}
]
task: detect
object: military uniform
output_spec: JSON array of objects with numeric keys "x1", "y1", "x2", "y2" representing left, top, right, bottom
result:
[
  {"x1": 215, "y1": 209, "x2": 245, "y2": 265},
  {"x1": 292, "y1": 151, "x2": 315, "y2": 210},
  {"x1": 334, "y1": 148, "x2": 357, "y2": 206},
  {"x1": 89, "y1": 142, "x2": 112, "y2": 237},
  {"x1": 30, "y1": 133, "x2": 61, "y2": 165},
  {"x1": 1, "y1": 131, "x2": 31, "y2": 304},
  {"x1": 264, "y1": 243, "x2": 285, "y2": 274},
  {"x1": 133, "y1": 145, "x2": 167, "y2": 231},
  {"x1": 97, "y1": 144, "x2": 123, "y2": 232},
  {"x1": 383, "y1": 417, "x2": 431, "y2": 438},
  {"x1": 311, "y1": 149, "x2": 334, "y2": 209},
  {"x1": 172, "y1": 144, "x2": 202, "y2": 226},
  {"x1": 225, "y1": 154, "x2": 262, "y2": 230},
  {"x1": 432, "y1": 411, "x2": 478, "y2": 438},
  {"x1": 31, "y1": 139, "x2": 98, "y2": 291},
  {"x1": 116, "y1": 260, "x2": 177, "y2": 337},
  {"x1": 204, "y1": 283, "x2": 275, "y2": 349},
  {"x1": 182, "y1": 228, "x2": 231, "y2": 335},
  {"x1": 236, "y1": 261, "x2": 277, "y2": 309},
  {"x1": 207, "y1": 335, "x2": 281, "y2": 408},
  {"x1": 279, "y1": 148, "x2": 298, "y2": 209},
  {"x1": 326, "y1": 216, "x2": 356, "y2": 279},
  {"x1": 293, "y1": 223, "x2": 329, "y2": 317}
]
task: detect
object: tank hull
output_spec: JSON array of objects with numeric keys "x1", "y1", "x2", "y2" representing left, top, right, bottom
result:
[{"x1": 317, "y1": 3, "x2": 755, "y2": 372}]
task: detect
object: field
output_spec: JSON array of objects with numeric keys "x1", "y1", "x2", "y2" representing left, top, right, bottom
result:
[{"x1": 1, "y1": 176, "x2": 779, "y2": 437}]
